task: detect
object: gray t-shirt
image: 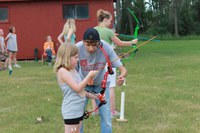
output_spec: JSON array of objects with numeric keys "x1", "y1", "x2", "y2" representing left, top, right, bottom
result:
[
  {"x1": 76, "y1": 40, "x2": 123, "y2": 86},
  {"x1": 58, "y1": 69, "x2": 85, "y2": 119},
  {"x1": 0, "y1": 36, "x2": 5, "y2": 52},
  {"x1": 6, "y1": 33, "x2": 18, "y2": 51}
]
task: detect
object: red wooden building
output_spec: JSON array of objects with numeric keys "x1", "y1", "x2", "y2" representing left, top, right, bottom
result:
[{"x1": 0, "y1": 0, "x2": 115, "y2": 59}]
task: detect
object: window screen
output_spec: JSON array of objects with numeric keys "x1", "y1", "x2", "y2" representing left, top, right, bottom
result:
[
  {"x1": 63, "y1": 4, "x2": 89, "y2": 19},
  {"x1": 0, "y1": 7, "x2": 8, "y2": 22}
]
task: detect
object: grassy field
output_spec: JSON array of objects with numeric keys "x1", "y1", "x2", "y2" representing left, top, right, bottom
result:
[{"x1": 0, "y1": 40, "x2": 200, "y2": 133}]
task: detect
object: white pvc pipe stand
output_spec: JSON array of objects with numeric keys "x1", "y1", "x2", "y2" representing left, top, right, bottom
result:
[{"x1": 117, "y1": 92, "x2": 127, "y2": 122}]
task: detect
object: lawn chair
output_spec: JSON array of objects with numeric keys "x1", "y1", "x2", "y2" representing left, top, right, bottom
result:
[
  {"x1": 42, "y1": 52, "x2": 56, "y2": 65},
  {"x1": 41, "y1": 52, "x2": 47, "y2": 65}
]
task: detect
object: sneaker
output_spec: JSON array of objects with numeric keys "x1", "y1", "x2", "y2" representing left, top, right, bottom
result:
[
  {"x1": 9, "y1": 69, "x2": 12, "y2": 75},
  {"x1": 14, "y1": 64, "x2": 21, "y2": 68},
  {"x1": 8, "y1": 66, "x2": 12, "y2": 75},
  {"x1": 8, "y1": 66, "x2": 12, "y2": 70},
  {"x1": 111, "y1": 110, "x2": 120, "y2": 118}
]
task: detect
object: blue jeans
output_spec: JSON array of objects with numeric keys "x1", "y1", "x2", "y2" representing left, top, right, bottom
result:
[
  {"x1": 45, "y1": 49, "x2": 52, "y2": 62},
  {"x1": 81, "y1": 85, "x2": 112, "y2": 133}
]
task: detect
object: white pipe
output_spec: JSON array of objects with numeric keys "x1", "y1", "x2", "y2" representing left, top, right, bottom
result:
[
  {"x1": 120, "y1": 92, "x2": 125, "y2": 119},
  {"x1": 117, "y1": 92, "x2": 127, "y2": 121}
]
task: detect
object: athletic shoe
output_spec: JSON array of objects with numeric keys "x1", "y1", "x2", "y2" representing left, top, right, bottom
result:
[
  {"x1": 8, "y1": 66, "x2": 12, "y2": 70},
  {"x1": 8, "y1": 66, "x2": 12, "y2": 75},
  {"x1": 9, "y1": 69, "x2": 12, "y2": 75},
  {"x1": 111, "y1": 110, "x2": 120, "y2": 118},
  {"x1": 14, "y1": 64, "x2": 21, "y2": 68}
]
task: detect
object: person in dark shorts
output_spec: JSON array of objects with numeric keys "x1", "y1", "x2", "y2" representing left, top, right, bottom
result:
[{"x1": 53, "y1": 43, "x2": 102, "y2": 133}]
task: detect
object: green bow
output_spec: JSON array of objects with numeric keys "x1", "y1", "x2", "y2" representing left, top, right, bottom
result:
[{"x1": 122, "y1": 7, "x2": 140, "y2": 62}]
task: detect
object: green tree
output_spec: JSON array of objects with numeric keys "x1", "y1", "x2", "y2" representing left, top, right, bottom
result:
[{"x1": 114, "y1": 0, "x2": 200, "y2": 37}]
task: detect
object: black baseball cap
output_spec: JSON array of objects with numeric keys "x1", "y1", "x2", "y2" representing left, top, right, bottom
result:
[{"x1": 83, "y1": 28, "x2": 100, "y2": 41}]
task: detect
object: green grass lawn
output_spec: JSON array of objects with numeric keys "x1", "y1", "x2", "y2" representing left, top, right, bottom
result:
[{"x1": 0, "y1": 40, "x2": 200, "y2": 133}]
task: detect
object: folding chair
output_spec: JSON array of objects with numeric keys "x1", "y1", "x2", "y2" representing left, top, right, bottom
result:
[
  {"x1": 41, "y1": 52, "x2": 56, "y2": 65},
  {"x1": 41, "y1": 53, "x2": 47, "y2": 65}
]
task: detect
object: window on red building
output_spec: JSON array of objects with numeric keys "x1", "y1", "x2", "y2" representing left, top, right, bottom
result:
[
  {"x1": 62, "y1": 4, "x2": 89, "y2": 19},
  {"x1": 0, "y1": 7, "x2": 8, "y2": 22}
]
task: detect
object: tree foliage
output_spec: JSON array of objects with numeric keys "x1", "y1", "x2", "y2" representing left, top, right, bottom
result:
[{"x1": 115, "y1": 0, "x2": 200, "y2": 37}]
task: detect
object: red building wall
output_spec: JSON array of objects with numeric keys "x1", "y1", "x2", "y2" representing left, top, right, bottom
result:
[{"x1": 0, "y1": 0, "x2": 114, "y2": 59}]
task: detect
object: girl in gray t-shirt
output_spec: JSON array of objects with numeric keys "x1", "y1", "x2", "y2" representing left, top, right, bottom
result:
[
  {"x1": 53, "y1": 43, "x2": 102, "y2": 133},
  {"x1": 5, "y1": 26, "x2": 21, "y2": 71},
  {"x1": 0, "y1": 29, "x2": 8, "y2": 70}
]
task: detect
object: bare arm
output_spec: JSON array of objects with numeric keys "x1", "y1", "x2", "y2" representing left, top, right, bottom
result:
[
  {"x1": 111, "y1": 36, "x2": 138, "y2": 46},
  {"x1": 57, "y1": 68, "x2": 98, "y2": 93},
  {"x1": 4, "y1": 44, "x2": 7, "y2": 53},
  {"x1": 0, "y1": 42, "x2": 2, "y2": 51},
  {"x1": 85, "y1": 92, "x2": 98, "y2": 99},
  {"x1": 57, "y1": 32, "x2": 64, "y2": 44},
  {"x1": 4, "y1": 34, "x2": 9, "y2": 42}
]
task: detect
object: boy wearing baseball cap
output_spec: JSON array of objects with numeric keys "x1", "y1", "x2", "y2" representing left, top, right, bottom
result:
[{"x1": 76, "y1": 28, "x2": 127, "y2": 133}]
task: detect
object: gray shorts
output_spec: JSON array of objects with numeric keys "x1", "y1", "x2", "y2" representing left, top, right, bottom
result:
[{"x1": 8, "y1": 50, "x2": 17, "y2": 53}]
